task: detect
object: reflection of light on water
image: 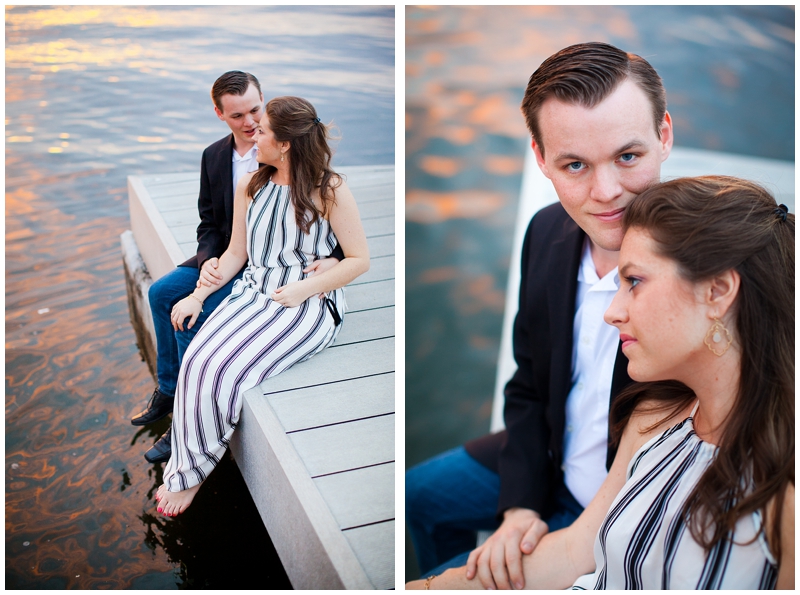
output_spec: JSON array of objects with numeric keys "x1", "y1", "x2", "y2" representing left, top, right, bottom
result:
[
  {"x1": 6, "y1": 6, "x2": 395, "y2": 95},
  {"x1": 7, "y1": 4, "x2": 393, "y2": 588},
  {"x1": 406, "y1": 189, "x2": 505, "y2": 223}
]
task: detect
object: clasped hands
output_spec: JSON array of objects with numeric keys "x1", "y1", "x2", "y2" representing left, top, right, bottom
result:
[
  {"x1": 465, "y1": 507, "x2": 549, "y2": 590},
  {"x1": 187, "y1": 256, "x2": 339, "y2": 315}
]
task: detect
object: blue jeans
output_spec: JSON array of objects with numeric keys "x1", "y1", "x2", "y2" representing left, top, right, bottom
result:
[
  {"x1": 406, "y1": 446, "x2": 584, "y2": 577},
  {"x1": 148, "y1": 265, "x2": 244, "y2": 396}
]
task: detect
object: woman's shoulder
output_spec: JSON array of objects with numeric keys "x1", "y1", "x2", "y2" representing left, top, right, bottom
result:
[{"x1": 623, "y1": 398, "x2": 695, "y2": 455}]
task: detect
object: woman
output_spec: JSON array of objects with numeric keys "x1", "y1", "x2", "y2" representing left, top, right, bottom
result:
[
  {"x1": 409, "y1": 176, "x2": 793, "y2": 589},
  {"x1": 156, "y1": 96, "x2": 369, "y2": 517}
]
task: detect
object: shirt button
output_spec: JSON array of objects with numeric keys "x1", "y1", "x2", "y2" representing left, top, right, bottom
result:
[
  {"x1": 567, "y1": 424, "x2": 573, "y2": 432},
  {"x1": 582, "y1": 336, "x2": 592, "y2": 345},
  {"x1": 577, "y1": 382, "x2": 584, "y2": 391}
]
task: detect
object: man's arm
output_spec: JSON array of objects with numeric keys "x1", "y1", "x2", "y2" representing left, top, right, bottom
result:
[{"x1": 195, "y1": 145, "x2": 226, "y2": 269}]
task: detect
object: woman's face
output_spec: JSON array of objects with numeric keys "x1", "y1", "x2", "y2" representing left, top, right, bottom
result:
[
  {"x1": 604, "y1": 227, "x2": 711, "y2": 384},
  {"x1": 254, "y1": 113, "x2": 282, "y2": 165}
]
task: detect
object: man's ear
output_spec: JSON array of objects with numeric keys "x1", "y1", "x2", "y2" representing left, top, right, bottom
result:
[
  {"x1": 531, "y1": 138, "x2": 551, "y2": 180},
  {"x1": 706, "y1": 268, "x2": 740, "y2": 320},
  {"x1": 659, "y1": 112, "x2": 674, "y2": 163},
  {"x1": 214, "y1": 106, "x2": 225, "y2": 121}
]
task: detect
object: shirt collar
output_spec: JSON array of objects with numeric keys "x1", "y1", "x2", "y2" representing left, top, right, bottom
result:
[
  {"x1": 578, "y1": 238, "x2": 619, "y2": 291},
  {"x1": 232, "y1": 143, "x2": 258, "y2": 162}
]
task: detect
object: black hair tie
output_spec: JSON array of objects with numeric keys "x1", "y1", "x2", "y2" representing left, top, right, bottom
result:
[
  {"x1": 313, "y1": 117, "x2": 321, "y2": 124},
  {"x1": 774, "y1": 204, "x2": 789, "y2": 222}
]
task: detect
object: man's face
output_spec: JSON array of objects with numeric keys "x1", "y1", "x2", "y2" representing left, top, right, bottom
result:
[
  {"x1": 533, "y1": 79, "x2": 673, "y2": 253},
  {"x1": 215, "y1": 83, "x2": 264, "y2": 148}
]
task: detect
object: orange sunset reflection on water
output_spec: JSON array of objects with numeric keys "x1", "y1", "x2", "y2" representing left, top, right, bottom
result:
[{"x1": 7, "y1": 4, "x2": 393, "y2": 589}]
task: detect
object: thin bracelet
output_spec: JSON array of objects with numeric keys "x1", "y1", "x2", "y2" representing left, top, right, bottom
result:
[
  {"x1": 189, "y1": 293, "x2": 204, "y2": 312},
  {"x1": 424, "y1": 575, "x2": 437, "y2": 590}
]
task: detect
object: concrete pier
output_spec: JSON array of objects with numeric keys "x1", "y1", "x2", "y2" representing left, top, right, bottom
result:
[{"x1": 121, "y1": 164, "x2": 395, "y2": 589}]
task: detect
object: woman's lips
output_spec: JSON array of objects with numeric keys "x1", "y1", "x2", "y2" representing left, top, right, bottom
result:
[
  {"x1": 594, "y1": 208, "x2": 626, "y2": 223},
  {"x1": 619, "y1": 333, "x2": 637, "y2": 349}
]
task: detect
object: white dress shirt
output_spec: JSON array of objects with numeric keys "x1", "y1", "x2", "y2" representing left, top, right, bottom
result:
[
  {"x1": 562, "y1": 238, "x2": 620, "y2": 508},
  {"x1": 232, "y1": 143, "x2": 259, "y2": 196}
]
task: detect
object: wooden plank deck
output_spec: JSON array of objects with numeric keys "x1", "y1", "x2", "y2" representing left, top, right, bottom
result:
[{"x1": 124, "y1": 164, "x2": 395, "y2": 589}]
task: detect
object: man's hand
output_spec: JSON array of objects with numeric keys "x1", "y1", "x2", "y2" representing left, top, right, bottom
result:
[
  {"x1": 303, "y1": 257, "x2": 340, "y2": 298},
  {"x1": 465, "y1": 507, "x2": 549, "y2": 590},
  {"x1": 197, "y1": 257, "x2": 223, "y2": 288}
]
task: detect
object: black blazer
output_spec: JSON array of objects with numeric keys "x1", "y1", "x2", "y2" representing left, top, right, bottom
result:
[
  {"x1": 180, "y1": 133, "x2": 344, "y2": 268},
  {"x1": 180, "y1": 134, "x2": 236, "y2": 269},
  {"x1": 464, "y1": 202, "x2": 632, "y2": 519}
]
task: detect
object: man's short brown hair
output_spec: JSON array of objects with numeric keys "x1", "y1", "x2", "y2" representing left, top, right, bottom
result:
[
  {"x1": 521, "y1": 42, "x2": 666, "y2": 156},
  {"x1": 211, "y1": 71, "x2": 262, "y2": 112}
]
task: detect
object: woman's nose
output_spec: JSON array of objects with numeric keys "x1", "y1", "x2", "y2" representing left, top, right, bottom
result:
[{"x1": 604, "y1": 289, "x2": 627, "y2": 327}]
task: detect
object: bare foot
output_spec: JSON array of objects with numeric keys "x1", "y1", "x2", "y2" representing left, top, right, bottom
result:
[{"x1": 156, "y1": 482, "x2": 201, "y2": 517}]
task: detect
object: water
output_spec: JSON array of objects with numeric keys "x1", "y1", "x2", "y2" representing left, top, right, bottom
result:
[
  {"x1": 405, "y1": 5, "x2": 793, "y2": 580},
  {"x1": 5, "y1": 5, "x2": 394, "y2": 589}
]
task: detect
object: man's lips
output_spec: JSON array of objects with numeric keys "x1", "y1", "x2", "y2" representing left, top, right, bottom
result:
[
  {"x1": 619, "y1": 333, "x2": 637, "y2": 349},
  {"x1": 593, "y1": 207, "x2": 626, "y2": 222}
]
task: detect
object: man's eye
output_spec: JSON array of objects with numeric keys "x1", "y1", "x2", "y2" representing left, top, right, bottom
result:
[
  {"x1": 619, "y1": 153, "x2": 636, "y2": 163},
  {"x1": 567, "y1": 162, "x2": 583, "y2": 171}
]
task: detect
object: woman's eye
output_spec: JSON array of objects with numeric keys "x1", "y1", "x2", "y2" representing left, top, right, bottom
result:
[{"x1": 628, "y1": 277, "x2": 640, "y2": 290}]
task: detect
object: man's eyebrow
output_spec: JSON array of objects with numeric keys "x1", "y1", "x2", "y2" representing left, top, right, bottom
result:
[
  {"x1": 552, "y1": 141, "x2": 647, "y2": 163},
  {"x1": 228, "y1": 104, "x2": 261, "y2": 117}
]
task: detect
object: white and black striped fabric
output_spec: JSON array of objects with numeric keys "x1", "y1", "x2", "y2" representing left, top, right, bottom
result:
[
  {"x1": 572, "y1": 403, "x2": 777, "y2": 590},
  {"x1": 164, "y1": 181, "x2": 344, "y2": 492}
]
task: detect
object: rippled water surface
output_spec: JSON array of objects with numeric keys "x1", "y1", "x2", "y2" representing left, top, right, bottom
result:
[
  {"x1": 405, "y1": 5, "x2": 793, "y2": 580},
  {"x1": 6, "y1": 5, "x2": 394, "y2": 589}
]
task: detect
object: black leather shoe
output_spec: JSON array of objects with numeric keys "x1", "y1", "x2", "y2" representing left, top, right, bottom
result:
[
  {"x1": 144, "y1": 427, "x2": 172, "y2": 463},
  {"x1": 130, "y1": 389, "x2": 174, "y2": 426}
]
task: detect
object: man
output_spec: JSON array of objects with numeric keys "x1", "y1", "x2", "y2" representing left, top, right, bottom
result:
[
  {"x1": 130, "y1": 71, "x2": 342, "y2": 462},
  {"x1": 406, "y1": 42, "x2": 674, "y2": 589}
]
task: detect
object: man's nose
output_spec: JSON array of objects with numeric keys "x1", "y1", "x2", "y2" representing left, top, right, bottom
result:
[{"x1": 590, "y1": 165, "x2": 623, "y2": 202}]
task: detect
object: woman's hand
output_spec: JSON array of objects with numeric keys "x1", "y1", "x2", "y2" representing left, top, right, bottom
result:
[
  {"x1": 271, "y1": 280, "x2": 315, "y2": 308},
  {"x1": 171, "y1": 295, "x2": 203, "y2": 331}
]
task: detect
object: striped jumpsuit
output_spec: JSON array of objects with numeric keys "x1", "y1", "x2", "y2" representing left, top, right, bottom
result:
[
  {"x1": 571, "y1": 402, "x2": 777, "y2": 589},
  {"x1": 164, "y1": 181, "x2": 344, "y2": 492}
]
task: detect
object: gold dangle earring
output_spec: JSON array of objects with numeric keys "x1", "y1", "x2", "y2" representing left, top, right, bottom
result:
[
  {"x1": 280, "y1": 152, "x2": 284, "y2": 163},
  {"x1": 704, "y1": 318, "x2": 732, "y2": 356}
]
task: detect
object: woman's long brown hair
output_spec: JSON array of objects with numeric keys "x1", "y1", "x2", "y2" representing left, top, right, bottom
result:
[
  {"x1": 610, "y1": 176, "x2": 794, "y2": 558},
  {"x1": 247, "y1": 96, "x2": 341, "y2": 234}
]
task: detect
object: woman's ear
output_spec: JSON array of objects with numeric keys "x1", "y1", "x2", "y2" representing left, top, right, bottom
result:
[{"x1": 706, "y1": 269, "x2": 740, "y2": 320}]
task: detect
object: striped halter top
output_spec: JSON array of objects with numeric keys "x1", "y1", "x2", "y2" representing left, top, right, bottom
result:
[{"x1": 572, "y1": 403, "x2": 778, "y2": 590}]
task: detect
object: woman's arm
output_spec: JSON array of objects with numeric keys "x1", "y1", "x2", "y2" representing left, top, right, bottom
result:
[
  {"x1": 170, "y1": 173, "x2": 251, "y2": 330},
  {"x1": 776, "y1": 482, "x2": 794, "y2": 589},
  {"x1": 271, "y1": 178, "x2": 369, "y2": 307},
  {"x1": 407, "y1": 403, "x2": 681, "y2": 590}
]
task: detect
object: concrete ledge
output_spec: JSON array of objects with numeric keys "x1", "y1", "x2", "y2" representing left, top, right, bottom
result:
[
  {"x1": 230, "y1": 392, "x2": 373, "y2": 590},
  {"x1": 120, "y1": 230, "x2": 156, "y2": 380}
]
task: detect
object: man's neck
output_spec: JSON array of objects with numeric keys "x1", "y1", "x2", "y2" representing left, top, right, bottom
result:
[
  {"x1": 590, "y1": 240, "x2": 619, "y2": 279},
  {"x1": 233, "y1": 137, "x2": 254, "y2": 158}
]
